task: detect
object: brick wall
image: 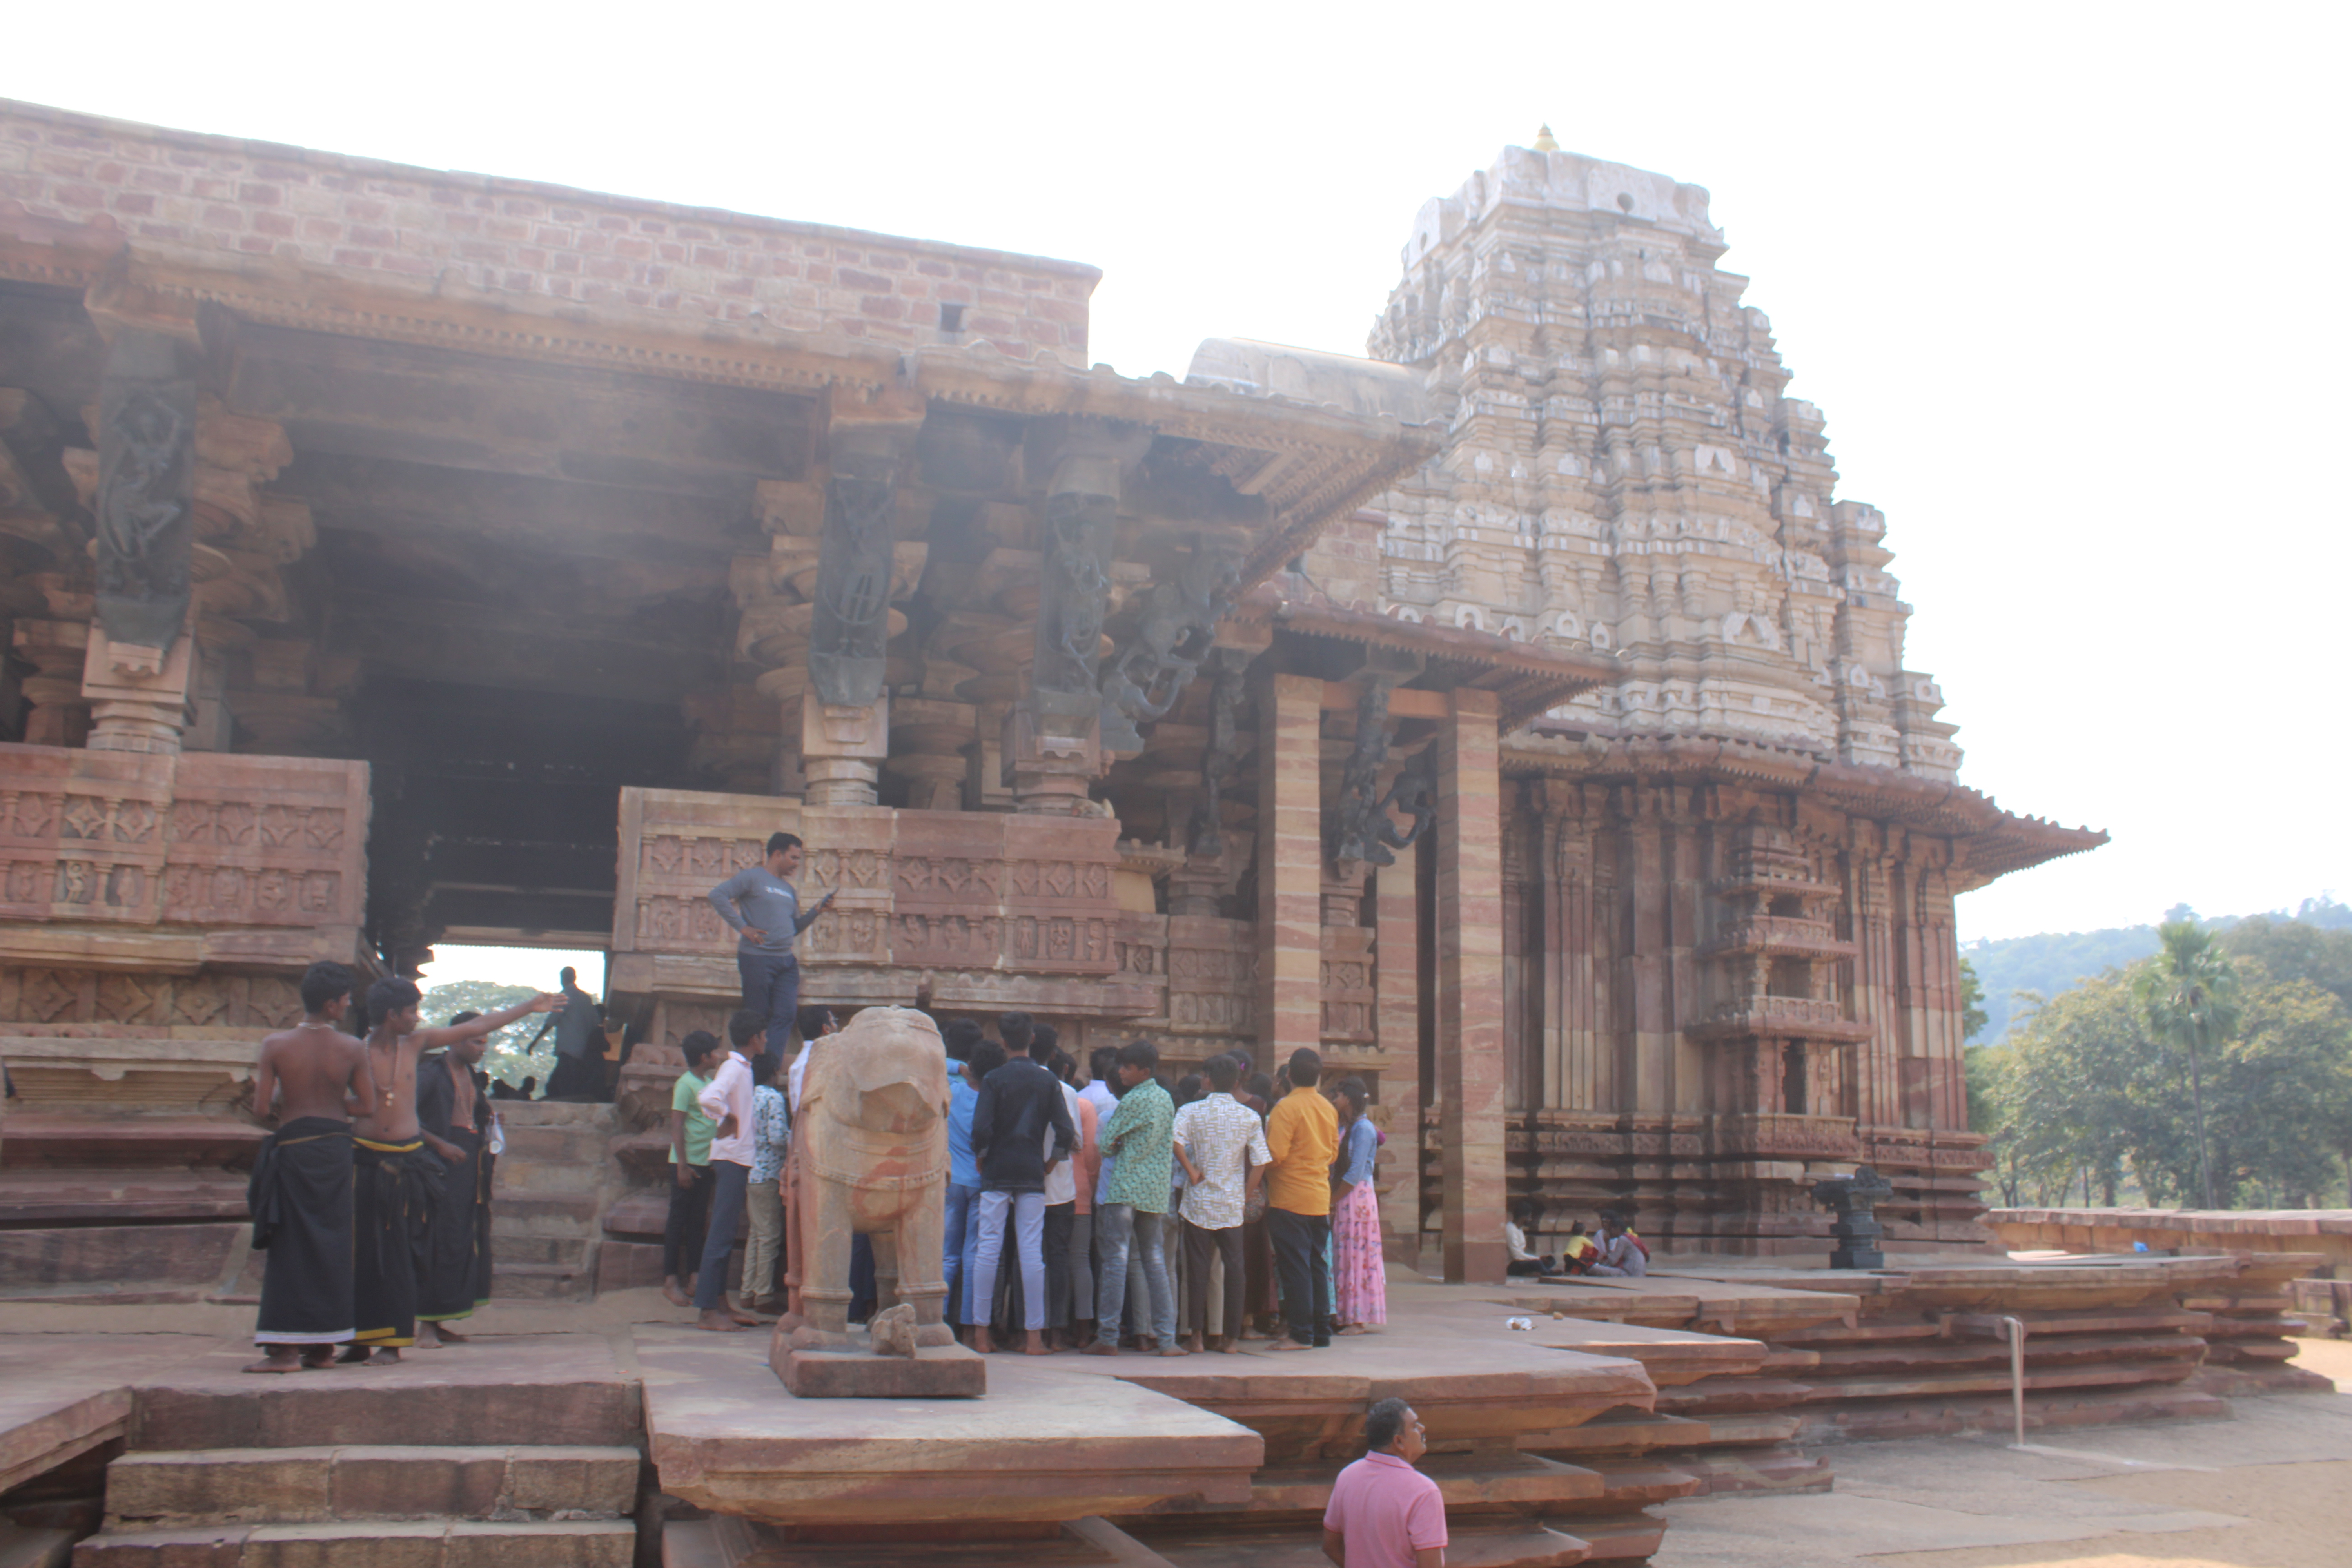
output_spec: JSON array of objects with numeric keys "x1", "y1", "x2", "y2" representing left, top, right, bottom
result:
[{"x1": 0, "y1": 99, "x2": 1096, "y2": 362}]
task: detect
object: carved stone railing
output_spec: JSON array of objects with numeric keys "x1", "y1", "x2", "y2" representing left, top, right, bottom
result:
[
  {"x1": 0, "y1": 743, "x2": 368, "y2": 976},
  {"x1": 1700, "y1": 915, "x2": 1857, "y2": 959},
  {"x1": 610, "y1": 789, "x2": 1158, "y2": 1016},
  {"x1": 1691, "y1": 995, "x2": 1876, "y2": 1042},
  {"x1": 1714, "y1": 1113, "x2": 1862, "y2": 1160}
]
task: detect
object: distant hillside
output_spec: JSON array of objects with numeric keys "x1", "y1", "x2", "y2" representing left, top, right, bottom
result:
[{"x1": 1964, "y1": 896, "x2": 2350, "y2": 1043}]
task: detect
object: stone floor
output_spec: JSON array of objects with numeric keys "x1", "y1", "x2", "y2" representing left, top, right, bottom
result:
[
  {"x1": 0, "y1": 1272, "x2": 2341, "y2": 1568},
  {"x1": 1659, "y1": 1341, "x2": 2352, "y2": 1568}
]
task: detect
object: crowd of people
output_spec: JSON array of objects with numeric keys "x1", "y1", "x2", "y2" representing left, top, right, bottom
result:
[
  {"x1": 243, "y1": 962, "x2": 557, "y2": 1371},
  {"x1": 654, "y1": 1004, "x2": 1398, "y2": 1353}
]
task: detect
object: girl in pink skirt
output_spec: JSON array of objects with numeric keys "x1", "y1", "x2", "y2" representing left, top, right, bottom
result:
[{"x1": 1329, "y1": 1076, "x2": 1386, "y2": 1333}]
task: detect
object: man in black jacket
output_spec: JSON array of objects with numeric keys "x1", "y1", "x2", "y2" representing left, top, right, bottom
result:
[{"x1": 966, "y1": 1012, "x2": 1075, "y2": 1356}]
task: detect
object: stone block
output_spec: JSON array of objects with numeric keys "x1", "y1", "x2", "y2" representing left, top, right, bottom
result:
[
  {"x1": 106, "y1": 1450, "x2": 331, "y2": 1524},
  {"x1": 500, "y1": 1447, "x2": 642, "y2": 1515},
  {"x1": 71, "y1": 1525, "x2": 252, "y2": 1567},
  {"x1": 128, "y1": 1340, "x2": 641, "y2": 1452},
  {"x1": 326, "y1": 1448, "x2": 504, "y2": 1521},
  {"x1": 237, "y1": 1522, "x2": 445, "y2": 1568},
  {"x1": 770, "y1": 1342, "x2": 985, "y2": 1399},
  {"x1": 441, "y1": 1523, "x2": 633, "y2": 1568}
]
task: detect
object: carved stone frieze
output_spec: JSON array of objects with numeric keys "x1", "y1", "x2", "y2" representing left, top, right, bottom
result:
[
  {"x1": 0, "y1": 744, "x2": 367, "y2": 967},
  {"x1": 613, "y1": 789, "x2": 1131, "y2": 986},
  {"x1": 0, "y1": 964, "x2": 301, "y2": 1031}
]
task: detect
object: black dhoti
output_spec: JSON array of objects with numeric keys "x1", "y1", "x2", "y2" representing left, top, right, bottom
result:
[
  {"x1": 418, "y1": 1126, "x2": 492, "y2": 1323},
  {"x1": 250, "y1": 1118, "x2": 355, "y2": 1346},
  {"x1": 353, "y1": 1137, "x2": 432, "y2": 1349}
]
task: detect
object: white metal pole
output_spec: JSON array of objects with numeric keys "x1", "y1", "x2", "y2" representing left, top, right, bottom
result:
[{"x1": 2002, "y1": 1315, "x2": 2027, "y2": 1447}]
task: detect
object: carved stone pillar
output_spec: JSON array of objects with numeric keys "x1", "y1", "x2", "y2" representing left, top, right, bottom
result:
[
  {"x1": 83, "y1": 332, "x2": 196, "y2": 751},
  {"x1": 1010, "y1": 454, "x2": 1119, "y2": 813},
  {"x1": 1254, "y1": 671, "x2": 1322, "y2": 1071},
  {"x1": 800, "y1": 415, "x2": 920, "y2": 808},
  {"x1": 1373, "y1": 853, "x2": 1420, "y2": 1259},
  {"x1": 13, "y1": 619, "x2": 91, "y2": 746},
  {"x1": 1436, "y1": 687, "x2": 1505, "y2": 1283}
]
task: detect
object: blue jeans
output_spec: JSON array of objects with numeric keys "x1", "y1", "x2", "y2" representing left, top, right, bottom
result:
[
  {"x1": 943, "y1": 1183, "x2": 978, "y2": 1326},
  {"x1": 736, "y1": 950, "x2": 799, "y2": 1081},
  {"x1": 1094, "y1": 1204, "x2": 1174, "y2": 1347},
  {"x1": 693, "y1": 1160, "x2": 750, "y2": 1312},
  {"x1": 971, "y1": 1191, "x2": 1047, "y2": 1333}
]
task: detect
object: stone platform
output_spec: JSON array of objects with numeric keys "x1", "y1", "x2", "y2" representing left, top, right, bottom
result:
[
  {"x1": 638, "y1": 1326, "x2": 1261, "y2": 1526},
  {"x1": 1, "y1": 1332, "x2": 644, "y2": 1566},
  {"x1": 1506, "y1": 1250, "x2": 2328, "y2": 1447},
  {"x1": 640, "y1": 1304, "x2": 1683, "y2": 1568},
  {"x1": 1, "y1": 1258, "x2": 2337, "y2": 1568}
]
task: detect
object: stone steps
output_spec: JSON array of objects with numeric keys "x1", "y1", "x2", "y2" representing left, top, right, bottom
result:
[
  {"x1": 490, "y1": 1192, "x2": 604, "y2": 1233},
  {"x1": 486, "y1": 1234, "x2": 581, "y2": 1269},
  {"x1": 488, "y1": 1105, "x2": 618, "y2": 1303},
  {"x1": 493, "y1": 1261, "x2": 599, "y2": 1301},
  {"x1": 73, "y1": 1518, "x2": 633, "y2": 1567},
  {"x1": 131, "y1": 1345, "x2": 642, "y2": 1451},
  {"x1": 103, "y1": 1444, "x2": 638, "y2": 1525},
  {"x1": 73, "y1": 1338, "x2": 642, "y2": 1567}
]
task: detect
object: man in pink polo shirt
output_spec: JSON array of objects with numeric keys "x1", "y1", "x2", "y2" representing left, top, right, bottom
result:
[{"x1": 1323, "y1": 1397, "x2": 1445, "y2": 1568}]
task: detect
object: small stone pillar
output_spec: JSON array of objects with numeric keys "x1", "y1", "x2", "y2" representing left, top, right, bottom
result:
[
  {"x1": 1256, "y1": 672, "x2": 1323, "y2": 1073},
  {"x1": 1437, "y1": 687, "x2": 1505, "y2": 1283},
  {"x1": 82, "y1": 624, "x2": 194, "y2": 753},
  {"x1": 1812, "y1": 1165, "x2": 1894, "y2": 1269}
]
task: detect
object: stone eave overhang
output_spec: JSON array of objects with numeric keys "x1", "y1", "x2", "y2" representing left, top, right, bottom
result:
[
  {"x1": 1, "y1": 200, "x2": 1437, "y2": 600},
  {"x1": 1505, "y1": 723, "x2": 2108, "y2": 887},
  {"x1": 1230, "y1": 579, "x2": 1619, "y2": 727},
  {"x1": 908, "y1": 356, "x2": 1444, "y2": 591}
]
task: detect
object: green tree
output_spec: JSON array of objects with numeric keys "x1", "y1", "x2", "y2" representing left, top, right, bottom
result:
[
  {"x1": 2002, "y1": 976, "x2": 2152, "y2": 1205},
  {"x1": 417, "y1": 980, "x2": 554, "y2": 1090},
  {"x1": 1959, "y1": 957, "x2": 1990, "y2": 1044},
  {"x1": 2198, "y1": 964, "x2": 2352, "y2": 1206},
  {"x1": 2135, "y1": 921, "x2": 2241, "y2": 1209},
  {"x1": 2220, "y1": 915, "x2": 2352, "y2": 1014}
]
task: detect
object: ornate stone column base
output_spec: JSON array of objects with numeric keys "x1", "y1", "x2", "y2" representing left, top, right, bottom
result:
[{"x1": 81, "y1": 627, "x2": 192, "y2": 754}]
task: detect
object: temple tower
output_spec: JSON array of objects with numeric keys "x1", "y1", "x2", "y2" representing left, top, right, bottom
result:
[{"x1": 1338, "y1": 141, "x2": 2048, "y2": 1257}]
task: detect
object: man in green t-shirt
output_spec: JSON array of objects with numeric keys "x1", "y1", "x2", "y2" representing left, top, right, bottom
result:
[{"x1": 662, "y1": 1033, "x2": 719, "y2": 1308}]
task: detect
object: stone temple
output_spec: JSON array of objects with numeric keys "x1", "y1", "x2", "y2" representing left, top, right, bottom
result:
[
  {"x1": 38, "y1": 105, "x2": 2352, "y2": 1568},
  {"x1": 0, "y1": 100, "x2": 2103, "y2": 1302}
]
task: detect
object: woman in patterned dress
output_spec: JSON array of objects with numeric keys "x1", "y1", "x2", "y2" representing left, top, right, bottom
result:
[{"x1": 1329, "y1": 1076, "x2": 1386, "y2": 1334}]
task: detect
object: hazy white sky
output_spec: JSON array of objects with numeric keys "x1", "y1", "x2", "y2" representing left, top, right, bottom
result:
[{"x1": 8, "y1": 3, "x2": 2343, "y2": 941}]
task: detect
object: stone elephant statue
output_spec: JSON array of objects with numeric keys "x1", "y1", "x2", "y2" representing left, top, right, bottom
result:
[{"x1": 777, "y1": 1006, "x2": 954, "y2": 1348}]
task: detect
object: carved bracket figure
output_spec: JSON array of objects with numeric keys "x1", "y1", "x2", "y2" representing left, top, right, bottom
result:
[
  {"x1": 1185, "y1": 649, "x2": 1250, "y2": 860},
  {"x1": 93, "y1": 332, "x2": 197, "y2": 652},
  {"x1": 1032, "y1": 461, "x2": 1120, "y2": 717},
  {"x1": 1370, "y1": 745, "x2": 1438, "y2": 860},
  {"x1": 807, "y1": 433, "x2": 904, "y2": 708},
  {"x1": 1099, "y1": 542, "x2": 1240, "y2": 756}
]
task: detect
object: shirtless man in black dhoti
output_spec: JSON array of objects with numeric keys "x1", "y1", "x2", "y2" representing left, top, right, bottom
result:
[
  {"x1": 245, "y1": 961, "x2": 375, "y2": 1374},
  {"x1": 345, "y1": 977, "x2": 560, "y2": 1365}
]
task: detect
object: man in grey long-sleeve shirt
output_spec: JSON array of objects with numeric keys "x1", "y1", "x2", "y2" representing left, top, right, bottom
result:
[{"x1": 707, "y1": 831, "x2": 834, "y2": 1079}]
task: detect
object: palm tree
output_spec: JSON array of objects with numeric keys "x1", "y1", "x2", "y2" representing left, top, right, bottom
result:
[{"x1": 2135, "y1": 921, "x2": 2242, "y2": 1209}]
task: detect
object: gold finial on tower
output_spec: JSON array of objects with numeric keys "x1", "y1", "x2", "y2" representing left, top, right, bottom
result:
[{"x1": 1534, "y1": 123, "x2": 1560, "y2": 152}]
